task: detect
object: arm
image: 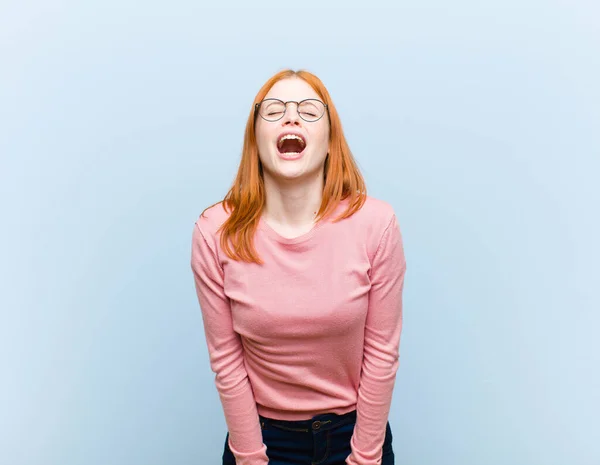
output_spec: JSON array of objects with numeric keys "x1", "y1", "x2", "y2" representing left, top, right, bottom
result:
[
  {"x1": 191, "y1": 222, "x2": 269, "y2": 465},
  {"x1": 346, "y1": 214, "x2": 407, "y2": 465}
]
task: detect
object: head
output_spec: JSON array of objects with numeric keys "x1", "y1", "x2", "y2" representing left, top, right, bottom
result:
[
  {"x1": 205, "y1": 69, "x2": 367, "y2": 264},
  {"x1": 254, "y1": 76, "x2": 330, "y2": 183}
]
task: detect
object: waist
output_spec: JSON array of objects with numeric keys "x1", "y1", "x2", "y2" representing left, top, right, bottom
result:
[{"x1": 259, "y1": 409, "x2": 357, "y2": 433}]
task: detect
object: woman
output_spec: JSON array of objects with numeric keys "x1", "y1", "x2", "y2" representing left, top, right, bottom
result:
[{"x1": 190, "y1": 69, "x2": 407, "y2": 465}]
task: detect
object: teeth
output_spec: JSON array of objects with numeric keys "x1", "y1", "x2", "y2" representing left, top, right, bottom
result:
[{"x1": 278, "y1": 134, "x2": 306, "y2": 147}]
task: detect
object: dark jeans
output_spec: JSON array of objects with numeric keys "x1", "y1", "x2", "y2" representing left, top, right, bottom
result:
[{"x1": 222, "y1": 409, "x2": 394, "y2": 465}]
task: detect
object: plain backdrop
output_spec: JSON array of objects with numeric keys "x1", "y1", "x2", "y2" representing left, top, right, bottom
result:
[{"x1": 1, "y1": 1, "x2": 598, "y2": 464}]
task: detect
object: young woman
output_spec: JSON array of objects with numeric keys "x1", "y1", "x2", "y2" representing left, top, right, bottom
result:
[{"x1": 191, "y1": 69, "x2": 407, "y2": 465}]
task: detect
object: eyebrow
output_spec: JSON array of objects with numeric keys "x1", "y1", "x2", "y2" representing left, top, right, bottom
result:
[{"x1": 264, "y1": 98, "x2": 320, "y2": 103}]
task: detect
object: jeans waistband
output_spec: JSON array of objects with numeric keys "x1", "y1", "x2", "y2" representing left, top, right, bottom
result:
[{"x1": 259, "y1": 409, "x2": 357, "y2": 433}]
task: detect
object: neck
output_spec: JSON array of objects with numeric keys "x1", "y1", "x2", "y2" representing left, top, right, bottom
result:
[{"x1": 262, "y1": 172, "x2": 324, "y2": 228}]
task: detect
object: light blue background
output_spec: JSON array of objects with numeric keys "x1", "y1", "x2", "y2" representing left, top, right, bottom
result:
[{"x1": 1, "y1": 1, "x2": 598, "y2": 464}]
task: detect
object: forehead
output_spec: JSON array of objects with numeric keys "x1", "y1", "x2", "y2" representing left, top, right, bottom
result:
[{"x1": 264, "y1": 78, "x2": 320, "y2": 101}]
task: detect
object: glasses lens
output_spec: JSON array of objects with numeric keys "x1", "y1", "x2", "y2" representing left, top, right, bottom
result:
[
  {"x1": 298, "y1": 100, "x2": 325, "y2": 121},
  {"x1": 259, "y1": 100, "x2": 286, "y2": 121}
]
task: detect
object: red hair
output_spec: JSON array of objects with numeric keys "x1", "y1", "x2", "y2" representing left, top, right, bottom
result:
[{"x1": 201, "y1": 69, "x2": 367, "y2": 264}]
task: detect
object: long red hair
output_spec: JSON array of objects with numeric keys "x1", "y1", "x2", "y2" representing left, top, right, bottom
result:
[{"x1": 201, "y1": 69, "x2": 367, "y2": 264}]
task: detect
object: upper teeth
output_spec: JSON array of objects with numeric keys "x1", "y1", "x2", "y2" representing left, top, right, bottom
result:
[{"x1": 278, "y1": 134, "x2": 305, "y2": 147}]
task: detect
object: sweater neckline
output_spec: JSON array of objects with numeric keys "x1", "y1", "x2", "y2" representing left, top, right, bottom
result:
[
  {"x1": 258, "y1": 215, "x2": 324, "y2": 246},
  {"x1": 257, "y1": 197, "x2": 350, "y2": 246}
]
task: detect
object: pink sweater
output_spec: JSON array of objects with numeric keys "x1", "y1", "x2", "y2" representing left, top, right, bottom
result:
[{"x1": 190, "y1": 195, "x2": 407, "y2": 465}]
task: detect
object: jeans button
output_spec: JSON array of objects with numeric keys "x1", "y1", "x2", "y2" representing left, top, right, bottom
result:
[{"x1": 312, "y1": 421, "x2": 321, "y2": 430}]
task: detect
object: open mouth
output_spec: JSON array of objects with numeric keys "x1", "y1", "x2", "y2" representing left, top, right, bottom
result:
[{"x1": 277, "y1": 134, "x2": 306, "y2": 155}]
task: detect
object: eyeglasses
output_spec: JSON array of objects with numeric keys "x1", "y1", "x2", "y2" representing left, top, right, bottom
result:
[{"x1": 255, "y1": 98, "x2": 328, "y2": 122}]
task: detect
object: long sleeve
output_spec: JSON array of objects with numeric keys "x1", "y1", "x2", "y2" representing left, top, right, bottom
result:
[
  {"x1": 190, "y1": 221, "x2": 269, "y2": 465},
  {"x1": 346, "y1": 214, "x2": 407, "y2": 465}
]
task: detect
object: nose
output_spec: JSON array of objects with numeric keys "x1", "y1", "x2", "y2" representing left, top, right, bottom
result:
[{"x1": 281, "y1": 102, "x2": 301, "y2": 125}]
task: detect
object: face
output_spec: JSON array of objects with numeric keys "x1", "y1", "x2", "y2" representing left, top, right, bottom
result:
[{"x1": 255, "y1": 78, "x2": 330, "y2": 182}]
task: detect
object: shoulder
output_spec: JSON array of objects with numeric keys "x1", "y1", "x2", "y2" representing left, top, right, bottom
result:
[
  {"x1": 347, "y1": 194, "x2": 398, "y2": 234},
  {"x1": 196, "y1": 201, "x2": 230, "y2": 231},
  {"x1": 361, "y1": 194, "x2": 396, "y2": 222},
  {"x1": 192, "y1": 201, "x2": 231, "y2": 247},
  {"x1": 331, "y1": 194, "x2": 400, "y2": 258}
]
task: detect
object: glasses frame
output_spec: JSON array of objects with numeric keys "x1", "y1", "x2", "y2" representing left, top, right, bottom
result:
[{"x1": 254, "y1": 98, "x2": 329, "y2": 123}]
